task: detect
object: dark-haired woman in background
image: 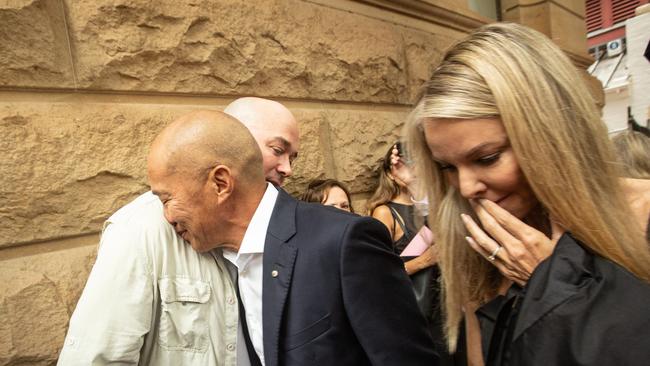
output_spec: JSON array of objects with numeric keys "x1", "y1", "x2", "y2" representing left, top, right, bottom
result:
[{"x1": 301, "y1": 178, "x2": 353, "y2": 213}]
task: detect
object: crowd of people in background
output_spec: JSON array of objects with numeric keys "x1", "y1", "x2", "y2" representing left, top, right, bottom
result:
[{"x1": 59, "y1": 22, "x2": 650, "y2": 366}]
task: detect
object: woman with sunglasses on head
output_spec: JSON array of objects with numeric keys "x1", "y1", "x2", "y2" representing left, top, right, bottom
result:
[
  {"x1": 405, "y1": 22, "x2": 650, "y2": 366},
  {"x1": 367, "y1": 142, "x2": 437, "y2": 274},
  {"x1": 367, "y1": 142, "x2": 456, "y2": 364}
]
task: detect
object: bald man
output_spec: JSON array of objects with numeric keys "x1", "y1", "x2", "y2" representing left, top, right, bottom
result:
[
  {"x1": 144, "y1": 111, "x2": 437, "y2": 365},
  {"x1": 224, "y1": 97, "x2": 299, "y2": 187},
  {"x1": 59, "y1": 98, "x2": 298, "y2": 366},
  {"x1": 57, "y1": 111, "x2": 253, "y2": 366}
]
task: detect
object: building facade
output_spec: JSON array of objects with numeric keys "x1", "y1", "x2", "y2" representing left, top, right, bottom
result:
[
  {"x1": 587, "y1": 0, "x2": 650, "y2": 132},
  {"x1": 0, "y1": 1, "x2": 599, "y2": 364}
]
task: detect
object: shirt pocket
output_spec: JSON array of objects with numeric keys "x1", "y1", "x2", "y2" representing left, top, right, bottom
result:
[{"x1": 158, "y1": 276, "x2": 211, "y2": 353}]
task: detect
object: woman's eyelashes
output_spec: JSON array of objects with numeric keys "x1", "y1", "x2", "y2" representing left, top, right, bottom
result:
[
  {"x1": 435, "y1": 151, "x2": 502, "y2": 171},
  {"x1": 476, "y1": 152, "x2": 501, "y2": 166}
]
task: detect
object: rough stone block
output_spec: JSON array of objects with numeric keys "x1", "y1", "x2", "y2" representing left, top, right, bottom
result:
[
  {"x1": 0, "y1": 243, "x2": 97, "y2": 365},
  {"x1": 327, "y1": 108, "x2": 409, "y2": 194},
  {"x1": 403, "y1": 30, "x2": 456, "y2": 102},
  {"x1": 0, "y1": 0, "x2": 75, "y2": 89},
  {"x1": 62, "y1": 0, "x2": 449, "y2": 104},
  {"x1": 282, "y1": 107, "x2": 410, "y2": 198},
  {"x1": 0, "y1": 98, "x2": 411, "y2": 246},
  {"x1": 0, "y1": 100, "x2": 213, "y2": 247}
]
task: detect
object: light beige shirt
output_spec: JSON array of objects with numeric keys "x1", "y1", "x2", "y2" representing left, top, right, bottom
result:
[{"x1": 58, "y1": 191, "x2": 239, "y2": 366}]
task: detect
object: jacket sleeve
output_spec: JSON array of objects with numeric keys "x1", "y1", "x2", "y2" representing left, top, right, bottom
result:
[
  {"x1": 340, "y1": 216, "x2": 440, "y2": 365},
  {"x1": 57, "y1": 220, "x2": 154, "y2": 365}
]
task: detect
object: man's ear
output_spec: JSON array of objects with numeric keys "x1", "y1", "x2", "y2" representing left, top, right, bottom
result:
[{"x1": 207, "y1": 165, "x2": 234, "y2": 202}]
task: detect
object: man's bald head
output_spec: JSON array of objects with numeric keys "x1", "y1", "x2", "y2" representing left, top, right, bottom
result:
[
  {"x1": 224, "y1": 97, "x2": 299, "y2": 186},
  {"x1": 148, "y1": 110, "x2": 263, "y2": 185},
  {"x1": 147, "y1": 110, "x2": 265, "y2": 252}
]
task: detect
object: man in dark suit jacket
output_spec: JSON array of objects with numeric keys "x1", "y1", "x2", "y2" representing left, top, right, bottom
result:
[
  {"x1": 147, "y1": 110, "x2": 439, "y2": 366},
  {"x1": 257, "y1": 189, "x2": 439, "y2": 366}
]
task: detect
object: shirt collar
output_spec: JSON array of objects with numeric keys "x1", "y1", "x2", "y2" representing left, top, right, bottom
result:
[{"x1": 237, "y1": 182, "x2": 278, "y2": 256}]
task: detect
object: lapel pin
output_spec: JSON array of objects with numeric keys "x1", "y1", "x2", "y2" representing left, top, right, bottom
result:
[{"x1": 271, "y1": 270, "x2": 279, "y2": 278}]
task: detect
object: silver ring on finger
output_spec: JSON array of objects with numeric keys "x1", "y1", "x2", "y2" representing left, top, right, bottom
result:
[{"x1": 487, "y1": 246, "x2": 502, "y2": 261}]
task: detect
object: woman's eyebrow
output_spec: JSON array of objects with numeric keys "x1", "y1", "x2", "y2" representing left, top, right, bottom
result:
[
  {"x1": 430, "y1": 140, "x2": 506, "y2": 164},
  {"x1": 465, "y1": 141, "x2": 506, "y2": 159}
]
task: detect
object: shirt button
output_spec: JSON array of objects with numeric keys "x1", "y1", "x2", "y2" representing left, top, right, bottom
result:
[
  {"x1": 271, "y1": 270, "x2": 279, "y2": 277},
  {"x1": 227, "y1": 297, "x2": 235, "y2": 305},
  {"x1": 226, "y1": 343, "x2": 235, "y2": 351}
]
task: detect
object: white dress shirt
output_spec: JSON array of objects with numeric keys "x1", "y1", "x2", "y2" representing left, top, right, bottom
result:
[{"x1": 223, "y1": 183, "x2": 278, "y2": 366}]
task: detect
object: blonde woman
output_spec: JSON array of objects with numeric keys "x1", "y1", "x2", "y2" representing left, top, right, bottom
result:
[
  {"x1": 405, "y1": 23, "x2": 650, "y2": 365},
  {"x1": 612, "y1": 130, "x2": 650, "y2": 239},
  {"x1": 612, "y1": 130, "x2": 650, "y2": 179}
]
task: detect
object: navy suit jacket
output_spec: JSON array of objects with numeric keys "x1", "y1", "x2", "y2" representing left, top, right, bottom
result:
[{"x1": 258, "y1": 189, "x2": 439, "y2": 366}]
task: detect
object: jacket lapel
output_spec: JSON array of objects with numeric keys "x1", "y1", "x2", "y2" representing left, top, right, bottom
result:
[
  {"x1": 512, "y1": 233, "x2": 592, "y2": 341},
  {"x1": 262, "y1": 189, "x2": 298, "y2": 366}
]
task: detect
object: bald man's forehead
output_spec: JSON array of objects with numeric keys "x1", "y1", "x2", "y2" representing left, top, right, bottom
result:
[
  {"x1": 239, "y1": 111, "x2": 296, "y2": 131},
  {"x1": 251, "y1": 122, "x2": 299, "y2": 149},
  {"x1": 225, "y1": 98, "x2": 297, "y2": 130}
]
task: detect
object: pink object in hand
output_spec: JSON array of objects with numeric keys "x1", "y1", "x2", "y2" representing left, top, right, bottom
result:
[{"x1": 400, "y1": 226, "x2": 434, "y2": 256}]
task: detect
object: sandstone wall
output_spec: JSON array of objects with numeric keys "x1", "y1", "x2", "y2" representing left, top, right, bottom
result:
[{"x1": 0, "y1": 0, "x2": 487, "y2": 364}]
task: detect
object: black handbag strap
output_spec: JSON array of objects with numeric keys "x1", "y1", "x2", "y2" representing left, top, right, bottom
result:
[{"x1": 388, "y1": 205, "x2": 407, "y2": 240}]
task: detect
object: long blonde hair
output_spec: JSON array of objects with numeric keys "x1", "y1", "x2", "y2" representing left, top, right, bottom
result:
[{"x1": 405, "y1": 22, "x2": 650, "y2": 352}]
